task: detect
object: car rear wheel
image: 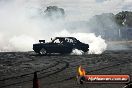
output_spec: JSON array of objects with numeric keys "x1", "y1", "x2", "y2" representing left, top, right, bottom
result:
[
  {"x1": 83, "y1": 48, "x2": 89, "y2": 52},
  {"x1": 39, "y1": 48, "x2": 47, "y2": 55}
]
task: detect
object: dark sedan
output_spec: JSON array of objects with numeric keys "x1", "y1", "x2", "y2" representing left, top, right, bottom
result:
[{"x1": 33, "y1": 37, "x2": 89, "y2": 55}]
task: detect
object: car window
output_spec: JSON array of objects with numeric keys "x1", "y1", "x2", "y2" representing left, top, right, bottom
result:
[
  {"x1": 68, "y1": 39, "x2": 74, "y2": 43},
  {"x1": 54, "y1": 39, "x2": 60, "y2": 43}
]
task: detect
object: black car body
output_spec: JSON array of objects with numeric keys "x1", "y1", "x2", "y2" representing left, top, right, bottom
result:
[{"x1": 33, "y1": 37, "x2": 89, "y2": 55}]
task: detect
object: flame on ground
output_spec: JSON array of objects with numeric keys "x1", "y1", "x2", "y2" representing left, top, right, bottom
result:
[{"x1": 78, "y1": 66, "x2": 86, "y2": 76}]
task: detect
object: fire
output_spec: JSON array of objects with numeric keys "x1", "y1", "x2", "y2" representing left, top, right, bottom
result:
[{"x1": 78, "y1": 66, "x2": 86, "y2": 76}]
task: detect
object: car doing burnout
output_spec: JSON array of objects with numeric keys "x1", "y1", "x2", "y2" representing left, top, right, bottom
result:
[{"x1": 33, "y1": 37, "x2": 89, "y2": 55}]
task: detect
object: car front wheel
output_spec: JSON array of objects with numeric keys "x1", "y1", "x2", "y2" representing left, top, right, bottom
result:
[{"x1": 39, "y1": 48, "x2": 47, "y2": 55}]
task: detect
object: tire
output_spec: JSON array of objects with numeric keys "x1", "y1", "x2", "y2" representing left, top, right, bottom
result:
[
  {"x1": 83, "y1": 49, "x2": 89, "y2": 52},
  {"x1": 39, "y1": 48, "x2": 47, "y2": 55}
]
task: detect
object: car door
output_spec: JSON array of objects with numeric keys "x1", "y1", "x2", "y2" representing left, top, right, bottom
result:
[
  {"x1": 62, "y1": 38, "x2": 74, "y2": 53},
  {"x1": 50, "y1": 38, "x2": 63, "y2": 53}
]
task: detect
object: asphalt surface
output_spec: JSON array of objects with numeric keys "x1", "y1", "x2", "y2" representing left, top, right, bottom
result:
[{"x1": 0, "y1": 50, "x2": 132, "y2": 88}]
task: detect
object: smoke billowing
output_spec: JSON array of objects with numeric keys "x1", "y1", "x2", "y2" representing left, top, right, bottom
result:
[{"x1": 0, "y1": 0, "x2": 131, "y2": 53}]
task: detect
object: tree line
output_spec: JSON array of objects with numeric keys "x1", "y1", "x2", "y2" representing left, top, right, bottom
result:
[{"x1": 44, "y1": 6, "x2": 132, "y2": 40}]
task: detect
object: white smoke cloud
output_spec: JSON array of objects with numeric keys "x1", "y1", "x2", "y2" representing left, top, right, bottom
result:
[
  {"x1": 0, "y1": 34, "x2": 36, "y2": 52},
  {"x1": 124, "y1": 0, "x2": 132, "y2": 3},
  {"x1": 71, "y1": 49, "x2": 84, "y2": 55},
  {"x1": 9, "y1": 35, "x2": 36, "y2": 51}
]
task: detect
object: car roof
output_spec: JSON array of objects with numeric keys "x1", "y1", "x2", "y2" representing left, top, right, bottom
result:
[{"x1": 55, "y1": 37, "x2": 76, "y2": 39}]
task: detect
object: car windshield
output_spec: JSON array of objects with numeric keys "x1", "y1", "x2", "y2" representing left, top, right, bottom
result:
[{"x1": 53, "y1": 39, "x2": 61, "y2": 43}]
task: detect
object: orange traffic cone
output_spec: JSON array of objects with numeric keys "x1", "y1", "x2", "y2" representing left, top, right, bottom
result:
[{"x1": 33, "y1": 72, "x2": 40, "y2": 88}]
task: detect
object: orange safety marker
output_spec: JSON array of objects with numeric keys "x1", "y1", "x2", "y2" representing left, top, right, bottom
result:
[{"x1": 33, "y1": 72, "x2": 40, "y2": 88}]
